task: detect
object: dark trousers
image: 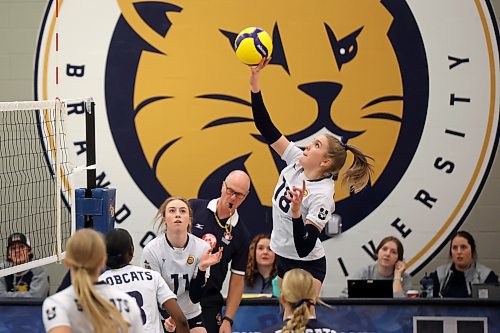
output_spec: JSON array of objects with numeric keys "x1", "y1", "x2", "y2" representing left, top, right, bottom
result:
[{"x1": 201, "y1": 305, "x2": 222, "y2": 333}]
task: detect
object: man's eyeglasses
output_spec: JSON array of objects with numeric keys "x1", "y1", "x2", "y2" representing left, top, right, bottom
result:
[{"x1": 224, "y1": 181, "x2": 247, "y2": 199}]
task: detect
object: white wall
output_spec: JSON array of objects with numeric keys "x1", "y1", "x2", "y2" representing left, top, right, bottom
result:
[{"x1": 1, "y1": 0, "x2": 499, "y2": 294}]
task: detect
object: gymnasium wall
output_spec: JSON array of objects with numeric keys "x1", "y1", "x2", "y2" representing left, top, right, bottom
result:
[{"x1": 0, "y1": 1, "x2": 499, "y2": 295}]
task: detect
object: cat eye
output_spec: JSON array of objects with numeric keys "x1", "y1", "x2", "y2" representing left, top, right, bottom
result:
[
  {"x1": 325, "y1": 24, "x2": 363, "y2": 70},
  {"x1": 220, "y1": 23, "x2": 290, "y2": 75}
]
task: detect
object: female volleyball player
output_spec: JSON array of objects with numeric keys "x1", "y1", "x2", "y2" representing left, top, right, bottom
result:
[
  {"x1": 249, "y1": 58, "x2": 373, "y2": 297},
  {"x1": 262, "y1": 269, "x2": 335, "y2": 333},
  {"x1": 42, "y1": 229, "x2": 143, "y2": 333},
  {"x1": 100, "y1": 228, "x2": 189, "y2": 333},
  {"x1": 141, "y1": 197, "x2": 223, "y2": 333}
]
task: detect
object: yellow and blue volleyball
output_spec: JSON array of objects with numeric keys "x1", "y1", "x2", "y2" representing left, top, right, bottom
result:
[{"x1": 234, "y1": 27, "x2": 273, "y2": 65}]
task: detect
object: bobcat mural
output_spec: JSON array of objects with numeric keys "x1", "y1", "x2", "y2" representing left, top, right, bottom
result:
[{"x1": 106, "y1": 0, "x2": 428, "y2": 232}]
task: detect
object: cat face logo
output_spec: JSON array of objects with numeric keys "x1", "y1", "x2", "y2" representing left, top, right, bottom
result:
[
  {"x1": 318, "y1": 208, "x2": 329, "y2": 221},
  {"x1": 46, "y1": 307, "x2": 56, "y2": 320},
  {"x1": 35, "y1": 0, "x2": 499, "y2": 296},
  {"x1": 106, "y1": 0, "x2": 424, "y2": 233}
]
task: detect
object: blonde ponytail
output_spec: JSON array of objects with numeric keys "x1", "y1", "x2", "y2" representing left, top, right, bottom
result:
[
  {"x1": 341, "y1": 144, "x2": 374, "y2": 193},
  {"x1": 66, "y1": 229, "x2": 130, "y2": 333}
]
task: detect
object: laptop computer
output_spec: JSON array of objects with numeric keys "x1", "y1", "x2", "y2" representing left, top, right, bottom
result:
[
  {"x1": 347, "y1": 279, "x2": 394, "y2": 298},
  {"x1": 471, "y1": 283, "x2": 500, "y2": 299}
]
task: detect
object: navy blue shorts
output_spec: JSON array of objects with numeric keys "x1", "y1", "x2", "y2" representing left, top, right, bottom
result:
[
  {"x1": 188, "y1": 314, "x2": 205, "y2": 329},
  {"x1": 276, "y1": 254, "x2": 327, "y2": 283}
]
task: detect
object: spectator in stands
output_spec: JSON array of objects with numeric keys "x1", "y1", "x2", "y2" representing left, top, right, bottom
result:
[
  {"x1": 100, "y1": 228, "x2": 189, "y2": 333},
  {"x1": 262, "y1": 269, "x2": 334, "y2": 333},
  {"x1": 0, "y1": 232, "x2": 49, "y2": 298},
  {"x1": 345, "y1": 236, "x2": 410, "y2": 297},
  {"x1": 429, "y1": 230, "x2": 499, "y2": 298},
  {"x1": 42, "y1": 228, "x2": 143, "y2": 333},
  {"x1": 244, "y1": 234, "x2": 277, "y2": 295}
]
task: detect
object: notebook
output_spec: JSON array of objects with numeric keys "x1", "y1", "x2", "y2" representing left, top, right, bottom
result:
[
  {"x1": 471, "y1": 283, "x2": 500, "y2": 299},
  {"x1": 347, "y1": 279, "x2": 394, "y2": 298}
]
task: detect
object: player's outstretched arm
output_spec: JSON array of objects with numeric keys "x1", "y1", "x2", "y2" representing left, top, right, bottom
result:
[
  {"x1": 162, "y1": 299, "x2": 189, "y2": 333},
  {"x1": 250, "y1": 58, "x2": 290, "y2": 157}
]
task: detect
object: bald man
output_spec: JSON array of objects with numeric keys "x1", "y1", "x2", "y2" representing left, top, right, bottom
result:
[{"x1": 190, "y1": 170, "x2": 251, "y2": 333}]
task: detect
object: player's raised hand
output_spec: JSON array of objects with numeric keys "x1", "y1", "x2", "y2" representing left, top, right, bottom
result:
[
  {"x1": 286, "y1": 180, "x2": 306, "y2": 218},
  {"x1": 199, "y1": 247, "x2": 223, "y2": 271},
  {"x1": 250, "y1": 57, "x2": 271, "y2": 92}
]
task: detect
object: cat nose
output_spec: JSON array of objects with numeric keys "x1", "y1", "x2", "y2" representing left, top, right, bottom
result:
[{"x1": 298, "y1": 82, "x2": 342, "y2": 112}]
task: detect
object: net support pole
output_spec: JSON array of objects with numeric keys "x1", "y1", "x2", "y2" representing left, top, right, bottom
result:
[
  {"x1": 55, "y1": 99, "x2": 63, "y2": 260},
  {"x1": 84, "y1": 99, "x2": 96, "y2": 229}
]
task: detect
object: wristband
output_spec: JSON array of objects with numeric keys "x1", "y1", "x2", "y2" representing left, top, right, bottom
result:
[{"x1": 222, "y1": 316, "x2": 233, "y2": 326}]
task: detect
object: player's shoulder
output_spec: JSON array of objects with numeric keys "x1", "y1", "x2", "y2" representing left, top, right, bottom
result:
[
  {"x1": 143, "y1": 235, "x2": 165, "y2": 251},
  {"x1": 44, "y1": 286, "x2": 73, "y2": 305},
  {"x1": 189, "y1": 234, "x2": 210, "y2": 251}
]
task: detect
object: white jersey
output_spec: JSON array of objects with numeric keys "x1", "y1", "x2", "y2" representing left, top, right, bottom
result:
[
  {"x1": 270, "y1": 142, "x2": 335, "y2": 260},
  {"x1": 141, "y1": 234, "x2": 210, "y2": 320},
  {"x1": 99, "y1": 265, "x2": 176, "y2": 333},
  {"x1": 42, "y1": 283, "x2": 144, "y2": 333}
]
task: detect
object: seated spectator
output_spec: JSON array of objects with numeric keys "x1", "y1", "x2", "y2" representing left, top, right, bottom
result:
[
  {"x1": 346, "y1": 236, "x2": 410, "y2": 297},
  {"x1": 429, "y1": 230, "x2": 499, "y2": 298},
  {"x1": 0, "y1": 232, "x2": 49, "y2": 298},
  {"x1": 262, "y1": 269, "x2": 334, "y2": 333},
  {"x1": 244, "y1": 233, "x2": 277, "y2": 295}
]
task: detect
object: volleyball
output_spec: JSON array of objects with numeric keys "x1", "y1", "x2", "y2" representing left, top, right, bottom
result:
[{"x1": 234, "y1": 27, "x2": 273, "y2": 65}]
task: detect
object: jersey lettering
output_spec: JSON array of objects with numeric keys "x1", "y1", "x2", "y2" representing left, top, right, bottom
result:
[
  {"x1": 104, "y1": 270, "x2": 154, "y2": 285},
  {"x1": 109, "y1": 298, "x2": 130, "y2": 313},
  {"x1": 274, "y1": 177, "x2": 291, "y2": 213},
  {"x1": 126, "y1": 290, "x2": 146, "y2": 324},
  {"x1": 171, "y1": 273, "x2": 190, "y2": 294}
]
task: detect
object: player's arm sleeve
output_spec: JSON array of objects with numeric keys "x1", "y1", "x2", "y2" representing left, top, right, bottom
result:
[
  {"x1": 42, "y1": 299, "x2": 70, "y2": 332},
  {"x1": 189, "y1": 242, "x2": 210, "y2": 303},
  {"x1": 188, "y1": 269, "x2": 206, "y2": 304},
  {"x1": 251, "y1": 91, "x2": 282, "y2": 144},
  {"x1": 292, "y1": 217, "x2": 321, "y2": 258}
]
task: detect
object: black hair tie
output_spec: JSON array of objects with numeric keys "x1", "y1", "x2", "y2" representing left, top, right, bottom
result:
[
  {"x1": 341, "y1": 141, "x2": 349, "y2": 151},
  {"x1": 292, "y1": 298, "x2": 315, "y2": 309}
]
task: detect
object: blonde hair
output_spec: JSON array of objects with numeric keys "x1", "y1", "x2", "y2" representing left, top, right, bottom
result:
[
  {"x1": 154, "y1": 196, "x2": 193, "y2": 233},
  {"x1": 324, "y1": 135, "x2": 374, "y2": 193},
  {"x1": 281, "y1": 269, "x2": 319, "y2": 333},
  {"x1": 65, "y1": 229, "x2": 130, "y2": 333}
]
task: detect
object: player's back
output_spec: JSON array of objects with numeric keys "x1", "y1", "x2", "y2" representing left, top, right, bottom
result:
[
  {"x1": 42, "y1": 283, "x2": 144, "y2": 333},
  {"x1": 100, "y1": 264, "x2": 176, "y2": 333}
]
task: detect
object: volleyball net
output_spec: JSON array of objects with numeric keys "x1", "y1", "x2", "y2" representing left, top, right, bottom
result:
[{"x1": 0, "y1": 98, "x2": 93, "y2": 277}]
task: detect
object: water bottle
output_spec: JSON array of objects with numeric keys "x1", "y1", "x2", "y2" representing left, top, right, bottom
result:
[
  {"x1": 420, "y1": 273, "x2": 434, "y2": 298},
  {"x1": 272, "y1": 276, "x2": 280, "y2": 298}
]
